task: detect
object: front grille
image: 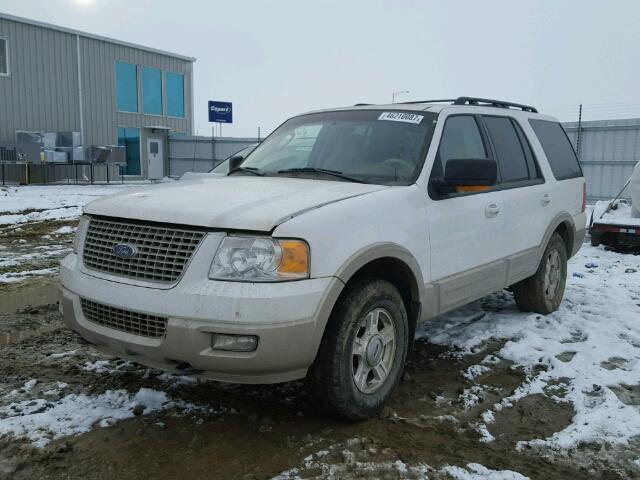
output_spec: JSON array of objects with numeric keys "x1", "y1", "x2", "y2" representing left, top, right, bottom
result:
[
  {"x1": 81, "y1": 298, "x2": 167, "y2": 338},
  {"x1": 83, "y1": 217, "x2": 205, "y2": 283}
]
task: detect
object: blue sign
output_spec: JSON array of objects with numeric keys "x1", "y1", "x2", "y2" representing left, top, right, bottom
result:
[{"x1": 208, "y1": 101, "x2": 233, "y2": 123}]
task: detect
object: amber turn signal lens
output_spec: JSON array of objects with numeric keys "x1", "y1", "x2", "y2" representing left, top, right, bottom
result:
[
  {"x1": 454, "y1": 185, "x2": 490, "y2": 193},
  {"x1": 277, "y1": 239, "x2": 309, "y2": 278}
]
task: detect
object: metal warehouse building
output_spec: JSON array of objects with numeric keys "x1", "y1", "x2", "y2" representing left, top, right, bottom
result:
[{"x1": 0, "y1": 12, "x2": 194, "y2": 179}]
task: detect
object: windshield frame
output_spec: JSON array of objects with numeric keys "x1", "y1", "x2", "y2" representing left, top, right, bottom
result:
[{"x1": 236, "y1": 109, "x2": 438, "y2": 186}]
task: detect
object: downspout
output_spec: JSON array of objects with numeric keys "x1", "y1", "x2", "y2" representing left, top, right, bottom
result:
[
  {"x1": 189, "y1": 61, "x2": 194, "y2": 135},
  {"x1": 76, "y1": 34, "x2": 85, "y2": 145}
]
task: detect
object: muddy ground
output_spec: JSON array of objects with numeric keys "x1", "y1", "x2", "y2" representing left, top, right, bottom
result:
[
  {"x1": 0, "y1": 297, "x2": 638, "y2": 480},
  {"x1": 0, "y1": 219, "x2": 639, "y2": 479},
  {"x1": 0, "y1": 216, "x2": 75, "y2": 305}
]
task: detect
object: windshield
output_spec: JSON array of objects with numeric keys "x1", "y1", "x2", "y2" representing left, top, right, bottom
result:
[
  {"x1": 238, "y1": 110, "x2": 436, "y2": 185},
  {"x1": 209, "y1": 145, "x2": 256, "y2": 174}
]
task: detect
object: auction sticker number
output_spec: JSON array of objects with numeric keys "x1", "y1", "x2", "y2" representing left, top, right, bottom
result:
[{"x1": 378, "y1": 112, "x2": 424, "y2": 124}]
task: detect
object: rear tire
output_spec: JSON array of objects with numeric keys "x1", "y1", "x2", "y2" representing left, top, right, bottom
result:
[
  {"x1": 306, "y1": 278, "x2": 408, "y2": 420},
  {"x1": 512, "y1": 233, "x2": 567, "y2": 315}
]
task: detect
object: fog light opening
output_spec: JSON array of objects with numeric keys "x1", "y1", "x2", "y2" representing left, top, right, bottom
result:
[{"x1": 211, "y1": 333, "x2": 259, "y2": 352}]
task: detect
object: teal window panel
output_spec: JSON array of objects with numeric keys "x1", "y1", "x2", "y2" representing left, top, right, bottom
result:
[
  {"x1": 142, "y1": 66, "x2": 162, "y2": 115},
  {"x1": 115, "y1": 62, "x2": 138, "y2": 113},
  {"x1": 166, "y1": 71, "x2": 185, "y2": 118}
]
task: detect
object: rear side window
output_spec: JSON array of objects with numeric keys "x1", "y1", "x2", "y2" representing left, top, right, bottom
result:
[
  {"x1": 529, "y1": 119, "x2": 582, "y2": 180},
  {"x1": 483, "y1": 116, "x2": 529, "y2": 183}
]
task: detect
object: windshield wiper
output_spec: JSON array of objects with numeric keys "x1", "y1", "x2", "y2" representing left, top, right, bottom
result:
[
  {"x1": 276, "y1": 167, "x2": 367, "y2": 184},
  {"x1": 228, "y1": 166, "x2": 265, "y2": 176}
]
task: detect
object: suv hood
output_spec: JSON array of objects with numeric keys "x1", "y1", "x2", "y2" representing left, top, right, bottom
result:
[{"x1": 84, "y1": 176, "x2": 388, "y2": 231}]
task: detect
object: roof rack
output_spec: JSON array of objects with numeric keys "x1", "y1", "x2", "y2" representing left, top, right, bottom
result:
[
  {"x1": 398, "y1": 99, "x2": 457, "y2": 105},
  {"x1": 452, "y1": 97, "x2": 538, "y2": 113},
  {"x1": 353, "y1": 97, "x2": 538, "y2": 113}
]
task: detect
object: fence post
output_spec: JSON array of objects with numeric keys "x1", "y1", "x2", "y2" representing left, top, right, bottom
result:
[{"x1": 575, "y1": 104, "x2": 583, "y2": 160}]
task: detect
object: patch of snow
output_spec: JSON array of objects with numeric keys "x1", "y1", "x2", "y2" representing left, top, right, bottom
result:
[
  {"x1": 52, "y1": 225, "x2": 76, "y2": 235},
  {"x1": 418, "y1": 244, "x2": 640, "y2": 449},
  {"x1": 463, "y1": 364, "x2": 491, "y2": 381},
  {"x1": 0, "y1": 268, "x2": 57, "y2": 284},
  {"x1": 273, "y1": 440, "x2": 528, "y2": 479},
  {"x1": 0, "y1": 388, "x2": 185, "y2": 448},
  {"x1": 442, "y1": 463, "x2": 529, "y2": 479},
  {"x1": 81, "y1": 360, "x2": 115, "y2": 374},
  {"x1": 49, "y1": 350, "x2": 77, "y2": 359},
  {"x1": 0, "y1": 184, "x2": 146, "y2": 226}
]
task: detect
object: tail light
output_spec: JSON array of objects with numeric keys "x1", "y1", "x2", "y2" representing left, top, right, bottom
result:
[
  {"x1": 581, "y1": 183, "x2": 587, "y2": 213},
  {"x1": 592, "y1": 224, "x2": 620, "y2": 233}
]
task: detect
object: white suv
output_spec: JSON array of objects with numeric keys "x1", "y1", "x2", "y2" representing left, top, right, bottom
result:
[{"x1": 60, "y1": 97, "x2": 586, "y2": 420}]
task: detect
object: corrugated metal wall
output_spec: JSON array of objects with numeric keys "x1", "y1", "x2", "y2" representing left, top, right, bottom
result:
[
  {"x1": 564, "y1": 118, "x2": 639, "y2": 201},
  {"x1": 168, "y1": 136, "x2": 258, "y2": 177},
  {"x1": 0, "y1": 17, "x2": 80, "y2": 140},
  {"x1": 79, "y1": 36, "x2": 192, "y2": 146},
  {"x1": 0, "y1": 15, "x2": 193, "y2": 148}
]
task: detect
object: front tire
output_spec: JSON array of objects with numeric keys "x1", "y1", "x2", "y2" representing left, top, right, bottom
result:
[
  {"x1": 306, "y1": 278, "x2": 409, "y2": 420},
  {"x1": 512, "y1": 233, "x2": 568, "y2": 315}
]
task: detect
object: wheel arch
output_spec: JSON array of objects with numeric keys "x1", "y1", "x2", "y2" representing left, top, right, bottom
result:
[
  {"x1": 332, "y1": 243, "x2": 426, "y2": 351},
  {"x1": 539, "y1": 212, "x2": 576, "y2": 262}
]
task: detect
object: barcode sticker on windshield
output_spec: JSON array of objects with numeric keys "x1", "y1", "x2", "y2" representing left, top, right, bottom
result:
[{"x1": 378, "y1": 112, "x2": 424, "y2": 124}]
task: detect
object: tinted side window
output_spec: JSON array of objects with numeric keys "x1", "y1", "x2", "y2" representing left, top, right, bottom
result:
[
  {"x1": 513, "y1": 120, "x2": 542, "y2": 179},
  {"x1": 437, "y1": 116, "x2": 487, "y2": 171},
  {"x1": 483, "y1": 116, "x2": 529, "y2": 183},
  {"x1": 529, "y1": 119, "x2": 582, "y2": 180}
]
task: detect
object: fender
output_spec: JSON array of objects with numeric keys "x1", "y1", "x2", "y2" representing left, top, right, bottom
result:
[
  {"x1": 334, "y1": 242, "x2": 427, "y2": 303},
  {"x1": 537, "y1": 212, "x2": 578, "y2": 265}
]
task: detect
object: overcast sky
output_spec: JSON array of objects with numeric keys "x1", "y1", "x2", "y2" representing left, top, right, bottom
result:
[{"x1": 2, "y1": 0, "x2": 640, "y2": 136}]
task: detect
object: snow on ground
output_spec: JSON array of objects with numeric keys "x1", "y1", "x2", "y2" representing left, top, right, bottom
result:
[
  {"x1": 0, "y1": 387, "x2": 183, "y2": 448},
  {"x1": 419, "y1": 243, "x2": 640, "y2": 450},
  {"x1": 0, "y1": 357, "x2": 211, "y2": 449},
  {"x1": 273, "y1": 437, "x2": 529, "y2": 479},
  {"x1": 0, "y1": 184, "x2": 145, "y2": 225},
  {"x1": 0, "y1": 267, "x2": 58, "y2": 284},
  {"x1": 0, "y1": 184, "x2": 151, "y2": 285}
]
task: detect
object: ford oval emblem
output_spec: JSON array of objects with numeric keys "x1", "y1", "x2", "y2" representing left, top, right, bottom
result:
[{"x1": 112, "y1": 243, "x2": 138, "y2": 259}]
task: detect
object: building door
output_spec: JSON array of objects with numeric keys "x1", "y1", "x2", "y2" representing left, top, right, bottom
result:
[
  {"x1": 117, "y1": 127, "x2": 141, "y2": 176},
  {"x1": 147, "y1": 138, "x2": 163, "y2": 180}
]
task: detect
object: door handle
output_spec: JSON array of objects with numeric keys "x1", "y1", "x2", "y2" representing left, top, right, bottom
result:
[
  {"x1": 541, "y1": 193, "x2": 551, "y2": 206},
  {"x1": 485, "y1": 203, "x2": 501, "y2": 218}
]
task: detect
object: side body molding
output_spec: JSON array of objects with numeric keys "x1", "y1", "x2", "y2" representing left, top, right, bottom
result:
[{"x1": 424, "y1": 211, "x2": 581, "y2": 320}]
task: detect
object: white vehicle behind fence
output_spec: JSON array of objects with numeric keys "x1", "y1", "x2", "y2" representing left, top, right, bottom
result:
[
  {"x1": 60, "y1": 97, "x2": 586, "y2": 420},
  {"x1": 589, "y1": 161, "x2": 640, "y2": 250}
]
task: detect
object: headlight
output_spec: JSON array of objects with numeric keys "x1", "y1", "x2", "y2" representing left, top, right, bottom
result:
[
  {"x1": 73, "y1": 216, "x2": 90, "y2": 254},
  {"x1": 209, "y1": 236, "x2": 309, "y2": 281}
]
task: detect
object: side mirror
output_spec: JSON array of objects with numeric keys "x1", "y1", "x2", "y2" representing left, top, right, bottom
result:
[
  {"x1": 440, "y1": 158, "x2": 497, "y2": 191},
  {"x1": 228, "y1": 155, "x2": 245, "y2": 172}
]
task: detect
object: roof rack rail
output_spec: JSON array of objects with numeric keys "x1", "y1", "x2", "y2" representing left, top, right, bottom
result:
[
  {"x1": 354, "y1": 97, "x2": 538, "y2": 113},
  {"x1": 398, "y1": 99, "x2": 457, "y2": 105},
  {"x1": 452, "y1": 96, "x2": 538, "y2": 113}
]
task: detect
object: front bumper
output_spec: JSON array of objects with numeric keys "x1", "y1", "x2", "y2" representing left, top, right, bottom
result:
[{"x1": 60, "y1": 253, "x2": 343, "y2": 384}]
